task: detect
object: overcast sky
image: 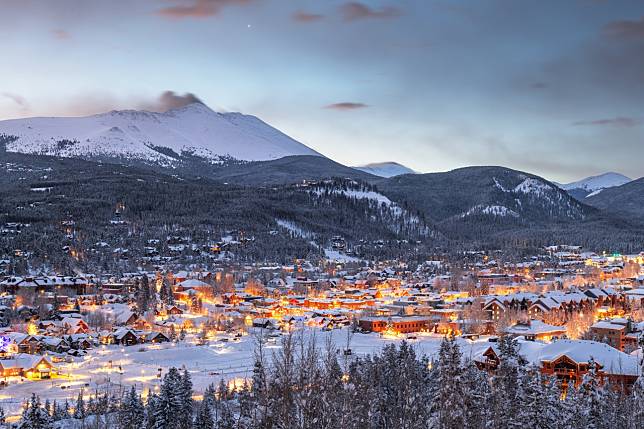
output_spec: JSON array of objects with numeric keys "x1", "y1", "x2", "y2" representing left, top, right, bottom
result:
[{"x1": 1, "y1": 0, "x2": 643, "y2": 182}]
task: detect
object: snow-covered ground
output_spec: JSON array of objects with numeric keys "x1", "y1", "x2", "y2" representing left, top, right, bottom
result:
[
  {"x1": 0, "y1": 329, "x2": 451, "y2": 419},
  {"x1": 323, "y1": 249, "x2": 361, "y2": 263},
  {"x1": 2, "y1": 328, "x2": 637, "y2": 422}
]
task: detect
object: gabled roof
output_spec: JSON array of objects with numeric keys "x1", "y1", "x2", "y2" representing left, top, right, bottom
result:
[
  {"x1": 524, "y1": 339, "x2": 639, "y2": 376},
  {"x1": 0, "y1": 354, "x2": 54, "y2": 371}
]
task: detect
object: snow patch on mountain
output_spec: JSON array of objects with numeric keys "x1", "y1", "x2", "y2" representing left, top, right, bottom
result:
[
  {"x1": 339, "y1": 189, "x2": 394, "y2": 206},
  {"x1": 560, "y1": 172, "x2": 632, "y2": 192},
  {"x1": 275, "y1": 219, "x2": 315, "y2": 240},
  {"x1": 0, "y1": 102, "x2": 321, "y2": 163},
  {"x1": 353, "y1": 162, "x2": 416, "y2": 178},
  {"x1": 585, "y1": 189, "x2": 603, "y2": 198},
  {"x1": 514, "y1": 178, "x2": 552, "y2": 195},
  {"x1": 308, "y1": 182, "x2": 436, "y2": 237},
  {"x1": 493, "y1": 177, "x2": 510, "y2": 192},
  {"x1": 461, "y1": 205, "x2": 519, "y2": 218},
  {"x1": 488, "y1": 175, "x2": 585, "y2": 221}
]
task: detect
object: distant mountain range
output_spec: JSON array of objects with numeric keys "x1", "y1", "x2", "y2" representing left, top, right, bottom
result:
[
  {"x1": 1, "y1": 103, "x2": 643, "y2": 253},
  {"x1": 585, "y1": 177, "x2": 644, "y2": 218},
  {"x1": 558, "y1": 172, "x2": 632, "y2": 200},
  {"x1": 353, "y1": 162, "x2": 416, "y2": 178}
]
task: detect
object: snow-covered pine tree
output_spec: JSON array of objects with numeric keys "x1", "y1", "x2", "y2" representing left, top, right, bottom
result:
[
  {"x1": 251, "y1": 336, "x2": 272, "y2": 428},
  {"x1": 177, "y1": 368, "x2": 194, "y2": 429},
  {"x1": 491, "y1": 335, "x2": 524, "y2": 429},
  {"x1": 237, "y1": 379, "x2": 254, "y2": 428},
  {"x1": 42, "y1": 400, "x2": 51, "y2": 420},
  {"x1": 86, "y1": 396, "x2": 96, "y2": 416},
  {"x1": 193, "y1": 396, "x2": 214, "y2": 429},
  {"x1": 517, "y1": 366, "x2": 552, "y2": 429},
  {"x1": 268, "y1": 334, "x2": 298, "y2": 428},
  {"x1": 541, "y1": 375, "x2": 566, "y2": 429},
  {"x1": 632, "y1": 347, "x2": 644, "y2": 429},
  {"x1": 118, "y1": 386, "x2": 144, "y2": 429},
  {"x1": 461, "y1": 362, "x2": 491, "y2": 429},
  {"x1": 560, "y1": 381, "x2": 584, "y2": 429},
  {"x1": 602, "y1": 383, "x2": 630, "y2": 429},
  {"x1": 433, "y1": 335, "x2": 466, "y2": 429},
  {"x1": 217, "y1": 400, "x2": 236, "y2": 429},
  {"x1": 319, "y1": 346, "x2": 346, "y2": 429},
  {"x1": 578, "y1": 357, "x2": 605, "y2": 429},
  {"x1": 153, "y1": 367, "x2": 183, "y2": 429},
  {"x1": 73, "y1": 390, "x2": 85, "y2": 419},
  {"x1": 61, "y1": 400, "x2": 71, "y2": 421},
  {"x1": 144, "y1": 392, "x2": 160, "y2": 429},
  {"x1": 18, "y1": 394, "x2": 52, "y2": 429}
]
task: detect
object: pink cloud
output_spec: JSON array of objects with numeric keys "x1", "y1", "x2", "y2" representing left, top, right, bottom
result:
[
  {"x1": 292, "y1": 11, "x2": 324, "y2": 23},
  {"x1": 325, "y1": 102, "x2": 368, "y2": 110},
  {"x1": 51, "y1": 29, "x2": 71, "y2": 40},
  {"x1": 604, "y1": 16, "x2": 644, "y2": 38},
  {"x1": 157, "y1": 0, "x2": 253, "y2": 20}
]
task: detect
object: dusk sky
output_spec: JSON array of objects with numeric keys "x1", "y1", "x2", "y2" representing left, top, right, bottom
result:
[{"x1": 1, "y1": 0, "x2": 643, "y2": 182}]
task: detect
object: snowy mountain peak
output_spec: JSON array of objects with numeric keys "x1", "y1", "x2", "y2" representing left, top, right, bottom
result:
[
  {"x1": 353, "y1": 161, "x2": 417, "y2": 178},
  {"x1": 0, "y1": 102, "x2": 322, "y2": 164},
  {"x1": 560, "y1": 172, "x2": 632, "y2": 192}
]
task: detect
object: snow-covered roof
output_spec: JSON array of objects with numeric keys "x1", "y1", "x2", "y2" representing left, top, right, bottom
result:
[
  {"x1": 505, "y1": 320, "x2": 566, "y2": 336},
  {"x1": 522, "y1": 339, "x2": 639, "y2": 376}
]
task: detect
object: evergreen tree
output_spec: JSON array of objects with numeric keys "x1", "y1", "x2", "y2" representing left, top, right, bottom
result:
[
  {"x1": 433, "y1": 335, "x2": 466, "y2": 428},
  {"x1": 177, "y1": 368, "x2": 194, "y2": 429},
  {"x1": 19, "y1": 394, "x2": 52, "y2": 429},
  {"x1": 578, "y1": 358, "x2": 606, "y2": 429},
  {"x1": 632, "y1": 349, "x2": 644, "y2": 429},
  {"x1": 73, "y1": 390, "x2": 85, "y2": 419},
  {"x1": 461, "y1": 362, "x2": 491, "y2": 429},
  {"x1": 145, "y1": 393, "x2": 160, "y2": 429},
  {"x1": 63, "y1": 400, "x2": 71, "y2": 420},
  {"x1": 193, "y1": 397, "x2": 214, "y2": 429},
  {"x1": 518, "y1": 367, "x2": 553, "y2": 429},
  {"x1": 491, "y1": 335, "x2": 524, "y2": 429},
  {"x1": 541, "y1": 376, "x2": 565, "y2": 429},
  {"x1": 153, "y1": 367, "x2": 184, "y2": 429},
  {"x1": 118, "y1": 386, "x2": 144, "y2": 429},
  {"x1": 560, "y1": 381, "x2": 585, "y2": 429},
  {"x1": 42, "y1": 400, "x2": 51, "y2": 420}
]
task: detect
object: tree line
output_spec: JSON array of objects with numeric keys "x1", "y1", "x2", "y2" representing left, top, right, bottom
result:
[{"x1": 11, "y1": 334, "x2": 644, "y2": 429}]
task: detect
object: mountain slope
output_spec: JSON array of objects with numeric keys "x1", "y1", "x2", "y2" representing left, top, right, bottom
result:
[
  {"x1": 0, "y1": 152, "x2": 434, "y2": 271},
  {"x1": 0, "y1": 102, "x2": 321, "y2": 165},
  {"x1": 559, "y1": 172, "x2": 632, "y2": 200},
  {"x1": 376, "y1": 166, "x2": 644, "y2": 249},
  {"x1": 353, "y1": 161, "x2": 416, "y2": 178},
  {"x1": 208, "y1": 155, "x2": 377, "y2": 185},
  {"x1": 585, "y1": 177, "x2": 644, "y2": 218},
  {"x1": 380, "y1": 166, "x2": 588, "y2": 224}
]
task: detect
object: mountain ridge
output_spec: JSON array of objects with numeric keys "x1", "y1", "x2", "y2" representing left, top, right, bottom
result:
[
  {"x1": 558, "y1": 172, "x2": 632, "y2": 200},
  {"x1": 0, "y1": 102, "x2": 322, "y2": 165},
  {"x1": 585, "y1": 177, "x2": 644, "y2": 218}
]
